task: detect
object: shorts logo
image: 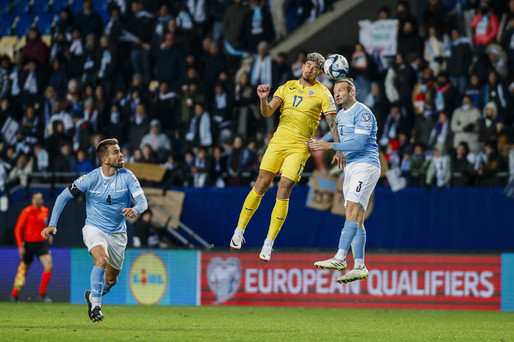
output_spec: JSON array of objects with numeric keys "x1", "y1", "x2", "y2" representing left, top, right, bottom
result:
[
  {"x1": 362, "y1": 113, "x2": 371, "y2": 121},
  {"x1": 129, "y1": 252, "x2": 168, "y2": 305},
  {"x1": 207, "y1": 257, "x2": 242, "y2": 304}
]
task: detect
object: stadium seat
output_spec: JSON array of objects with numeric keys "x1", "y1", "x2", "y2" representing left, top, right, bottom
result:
[
  {"x1": 14, "y1": 14, "x2": 34, "y2": 37},
  {"x1": 32, "y1": 0, "x2": 51, "y2": 14},
  {"x1": 35, "y1": 14, "x2": 56, "y2": 35},
  {"x1": 71, "y1": 0, "x2": 83, "y2": 13},
  {"x1": 0, "y1": 0, "x2": 12, "y2": 14},
  {"x1": 51, "y1": 0, "x2": 69, "y2": 14},
  {"x1": 41, "y1": 34, "x2": 51, "y2": 46},
  {"x1": 97, "y1": 9, "x2": 110, "y2": 24},
  {"x1": 15, "y1": 35, "x2": 26, "y2": 50},
  {"x1": 93, "y1": 0, "x2": 108, "y2": 12},
  {"x1": 12, "y1": 0, "x2": 29, "y2": 14},
  {"x1": 0, "y1": 14, "x2": 15, "y2": 36},
  {"x1": 0, "y1": 35, "x2": 18, "y2": 60}
]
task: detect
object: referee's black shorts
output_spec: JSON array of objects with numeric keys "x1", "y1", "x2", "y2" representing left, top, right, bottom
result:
[{"x1": 23, "y1": 241, "x2": 50, "y2": 264}]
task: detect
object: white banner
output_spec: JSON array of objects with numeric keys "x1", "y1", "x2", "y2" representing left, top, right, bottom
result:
[{"x1": 359, "y1": 19, "x2": 399, "y2": 57}]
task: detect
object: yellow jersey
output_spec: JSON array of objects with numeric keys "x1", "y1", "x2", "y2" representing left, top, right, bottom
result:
[{"x1": 272, "y1": 79, "x2": 336, "y2": 146}]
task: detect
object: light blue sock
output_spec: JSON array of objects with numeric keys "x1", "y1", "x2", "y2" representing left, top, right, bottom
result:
[
  {"x1": 338, "y1": 220, "x2": 359, "y2": 253},
  {"x1": 90, "y1": 266, "x2": 105, "y2": 307},
  {"x1": 353, "y1": 228, "x2": 366, "y2": 267}
]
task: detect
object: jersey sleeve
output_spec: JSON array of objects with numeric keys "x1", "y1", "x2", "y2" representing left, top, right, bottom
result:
[
  {"x1": 273, "y1": 83, "x2": 286, "y2": 105},
  {"x1": 322, "y1": 88, "x2": 337, "y2": 116},
  {"x1": 68, "y1": 173, "x2": 91, "y2": 198},
  {"x1": 354, "y1": 108, "x2": 374, "y2": 136},
  {"x1": 14, "y1": 208, "x2": 28, "y2": 247},
  {"x1": 127, "y1": 171, "x2": 144, "y2": 198}
]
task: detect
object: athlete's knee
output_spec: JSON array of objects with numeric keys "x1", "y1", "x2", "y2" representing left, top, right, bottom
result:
[
  {"x1": 276, "y1": 178, "x2": 294, "y2": 199},
  {"x1": 44, "y1": 262, "x2": 53, "y2": 272},
  {"x1": 94, "y1": 255, "x2": 109, "y2": 269},
  {"x1": 345, "y1": 202, "x2": 363, "y2": 222},
  {"x1": 255, "y1": 177, "x2": 272, "y2": 193},
  {"x1": 106, "y1": 278, "x2": 117, "y2": 286}
]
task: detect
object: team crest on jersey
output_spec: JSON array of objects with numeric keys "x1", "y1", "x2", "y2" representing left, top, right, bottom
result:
[
  {"x1": 308, "y1": 89, "x2": 316, "y2": 96},
  {"x1": 362, "y1": 113, "x2": 371, "y2": 121},
  {"x1": 76, "y1": 175, "x2": 86, "y2": 183}
]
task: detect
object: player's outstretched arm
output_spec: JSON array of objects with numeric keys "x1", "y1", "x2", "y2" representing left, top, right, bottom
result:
[
  {"x1": 257, "y1": 84, "x2": 280, "y2": 117},
  {"x1": 41, "y1": 226, "x2": 57, "y2": 240},
  {"x1": 47, "y1": 187, "x2": 75, "y2": 230}
]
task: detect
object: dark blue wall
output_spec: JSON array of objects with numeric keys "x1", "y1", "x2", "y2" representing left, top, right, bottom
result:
[
  {"x1": 180, "y1": 186, "x2": 514, "y2": 251},
  {"x1": 1, "y1": 186, "x2": 512, "y2": 251}
]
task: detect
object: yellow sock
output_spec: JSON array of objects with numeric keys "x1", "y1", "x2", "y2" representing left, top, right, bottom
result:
[
  {"x1": 236, "y1": 188, "x2": 264, "y2": 229},
  {"x1": 267, "y1": 198, "x2": 289, "y2": 240}
]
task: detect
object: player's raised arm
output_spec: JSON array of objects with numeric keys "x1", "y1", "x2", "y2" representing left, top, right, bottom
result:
[
  {"x1": 122, "y1": 193, "x2": 148, "y2": 218},
  {"x1": 257, "y1": 84, "x2": 280, "y2": 117}
]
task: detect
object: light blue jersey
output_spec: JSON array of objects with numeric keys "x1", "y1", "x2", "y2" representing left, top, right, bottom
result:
[
  {"x1": 333, "y1": 102, "x2": 380, "y2": 168},
  {"x1": 49, "y1": 167, "x2": 147, "y2": 234}
]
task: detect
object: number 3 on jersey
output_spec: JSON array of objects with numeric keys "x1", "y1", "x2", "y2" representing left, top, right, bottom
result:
[{"x1": 293, "y1": 95, "x2": 303, "y2": 107}]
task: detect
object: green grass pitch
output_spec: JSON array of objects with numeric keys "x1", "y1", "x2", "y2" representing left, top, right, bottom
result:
[{"x1": 0, "y1": 303, "x2": 513, "y2": 341}]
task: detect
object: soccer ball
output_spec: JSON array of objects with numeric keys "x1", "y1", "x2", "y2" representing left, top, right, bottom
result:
[{"x1": 323, "y1": 54, "x2": 349, "y2": 80}]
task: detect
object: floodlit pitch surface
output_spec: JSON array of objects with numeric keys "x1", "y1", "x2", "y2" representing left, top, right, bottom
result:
[{"x1": 0, "y1": 303, "x2": 512, "y2": 341}]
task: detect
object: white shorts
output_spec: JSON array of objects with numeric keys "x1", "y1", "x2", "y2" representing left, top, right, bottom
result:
[
  {"x1": 343, "y1": 162, "x2": 380, "y2": 212},
  {"x1": 82, "y1": 225, "x2": 127, "y2": 270}
]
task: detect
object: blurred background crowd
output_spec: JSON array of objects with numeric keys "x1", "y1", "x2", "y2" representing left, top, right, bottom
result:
[{"x1": 0, "y1": 0, "x2": 513, "y2": 193}]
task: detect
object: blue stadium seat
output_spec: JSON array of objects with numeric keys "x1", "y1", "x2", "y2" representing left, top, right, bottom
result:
[
  {"x1": 32, "y1": 0, "x2": 51, "y2": 14},
  {"x1": 12, "y1": 0, "x2": 29, "y2": 14},
  {"x1": 51, "y1": 0, "x2": 69, "y2": 13},
  {"x1": 14, "y1": 14, "x2": 34, "y2": 37},
  {"x1": 0, "y1": 14, "x2": 15, "y2": 36},
  {"x1": 71, "y1": 0, "x2": 84, "y2": 13},
  {"x1": 35, "y1": 14, "x2": 55, "y2": 35},
  {"x1": 0, "y1": 0, "x2": 12, "y2": 14},
  {"x1": 97, "y1": 9, "x2": 110, "y2": 24},
  {"x1": 93, "y1": 0, "x2": 108, "y2": 12}
]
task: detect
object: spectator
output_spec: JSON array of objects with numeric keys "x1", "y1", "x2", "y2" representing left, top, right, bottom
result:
[
  {"x1": 451, "y1": 95, "x2": 482, "y2": 149},
  {"x1": 185, "y1": 103, "x2": 213, "y2": 149},
  {"x1": 409, "y1": 143, "x2": 429, "y2": 186},
  {"x1": 49, "y1": 59, "x2": 68, "y2": 100},
  {"x1": 384, "y1": 53, "x2": 417, "y2": 115},
  {"x1": 133, "y1": 209, "x2": 160, "y2": 248},
  {"x1": 67, "y1": 28, "x2": 85, "y2": 80},
  {"x1": 33, "y1": 143, "x2": 49, "y2": 172},
  {"x1": 222, "y1": 0, "x2": 249, "y2": 57},
  {"x1": 486, "y1": 44, "x2": 509, "y2": 82},
  {"x1": 475, "y1": 142, "x2": 504, "y2": 186},
  {"x1": 82, "y1": 34, "x2": 98, "y2": 86},
  {"x1": 434, "y1": 72, "x2": 459, "y2": 116},
  {"x1": 139, "y1": 144, "x2": 159, "y2": 164},
  {"x1": 127, "y1": 1, "x2": 154, "y2": 84},
  {"x1": 379, "y1": 103, "x2": 406, "y2": 147},
  {"x1": 211, "y1": 83, "x2": 233, "y2": 146},
  {"x1": 203, "y1": 43, "x2": 227, "y2": 94},
  {"x1": 428, "y1": 111, "x2": 452, "y2": 152},
  {"x1": 482, "y1": 71, "x2": 507, "y2": 119},
  {"x1": 139, "y1": 119, "x2": 171, "y2": 162},
  {"x1": 291, "y1": 50, "x2": 306, "y2": 79},
  {"x1": 397, "y1": 20, "x2": 423, "y2": 57},
  {"x1": 7, "y1": 154, "x2": 33, "y2": 187},
  {"x1": 364, "y1": 82, "x2": 390, "y2": 137},
  {"x1": 480, "y1": 101, "x2": 500, "y2": 145},
  {"x1": 425, "y1": 143, "x2": 451, "y2": 191},
  {"x1": 20, "y1": 60, "x2": 43, "y2": 108},
  {"x1": 22, "y1": 28, "x2": 49, "y2": 70},
  {"x1": 447, "y1": 28, "x2": 473, "y2": 95},
  {"x1": 0, "y1": 56, "x2": 8, "y2": 100},
  {"x1": 209, "y1": 146, "x2": 227, "y2": 187},
  {"x1": 269, "y1": 0, "x2": 288, "y2": 42},
  {"x1": 152, "y1": 5, "x2": 172, "y2": 47},
  {"x1": 74, "y1": 0, "x2": 104, "y2": 40},
  {"x1": 54, "y1": 7, "x2": 74, "y2": 40},
  {"x1": 8, "y1": 53, "x2": 23, "y2": 106},
  {"x1": 180, "y1": 82, "x2": 205, "y2": 139},
  {"x1": 74, "y1": 149, "x2": 94, "y2": 173},
  {"x1": 471, "y1": 1, "x2": 499, "y2": 57},
  {"x1": 464, "y1": 73, "x2": 482, "y2": 108},
  {"x1": 96, "y1": 36, "x2": 117, "y2": 99},
  {"x1": 240, "y1": 0, "x2": 274, "y2": 53},
  {"x1": 396, "y1": 1, "x2": 418, "y2": 34},
  {"x1": 350, "y1": 43, "x2": 378, "y2": 103},
  {"x1": 234, "y1": 72, "x2": 258, "y2": 141},
  {"x1": 423, "y1": 0, "x2": 446, "y2": 36},
  {"x1": 452, "y1": 141, "x2": 475, "y2": 186},
  {"x1": 128, "y1": 103, "x2": 150, "y2": 152},
  {"x1": 191, "y1": 147, "x2": 211, "y2": 187},
  {"x1": 152, "y1": 82, "x2": 178, "y2": 137},
  {"x1": 412, "y1": 68, "x2": 436, "y2": 116},
  {"x1": 19, "y1": 106, "x2": 43, "y2": 144},
  {"x1": 104, "y1": 104, "x2": 126, "y2": 147},
  {"x1": 156, "y1": 33, "x2": 186, "y2": 92},
  {"x1": 226, "y1": 136, "x2": 252, "y2": 186}
]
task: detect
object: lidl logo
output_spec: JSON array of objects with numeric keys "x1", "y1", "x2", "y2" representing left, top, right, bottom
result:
[{"x1": 129, "y1": 252, "x2": 168, "y2": 305}]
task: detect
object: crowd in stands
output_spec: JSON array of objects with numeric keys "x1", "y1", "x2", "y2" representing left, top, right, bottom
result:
[{"x1": 0, "y1": 0, "x2": 513, "y2": 194}]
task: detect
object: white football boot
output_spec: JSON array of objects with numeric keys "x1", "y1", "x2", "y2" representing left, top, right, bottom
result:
[
  {"x1": 230, "y1": 227, "x2": 245, "y2": 250},
  {"x1": 336, "y1": 266, "x2": 369, "y2": 283},
  {"x1": 314, "y1": 257, "x2": 347, "y2": 271},
  {"x1": 259, "y1": 238, "x2": 274, "y2": 262}
]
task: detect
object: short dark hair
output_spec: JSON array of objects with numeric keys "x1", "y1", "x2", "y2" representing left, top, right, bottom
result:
[{"x1": 96, "y1": 138, "x2": 119, "y2": 162}]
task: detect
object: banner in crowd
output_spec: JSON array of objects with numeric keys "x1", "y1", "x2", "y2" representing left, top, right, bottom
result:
[
  {"x1": 359, "y1": 19, "x2": 399, "y2": 57},
  {"x1": 306, "y1": 171, "x2": 374, "y2": 218},
  {"x1": 0, "y1": 248, "x2": 71, "y2": 302},
  {"x1": 201, "y1": 252, "x2": 501, "y2": 310},
  {"x1": 70, "y1": 249, "x2": 200, "y2": 305}
]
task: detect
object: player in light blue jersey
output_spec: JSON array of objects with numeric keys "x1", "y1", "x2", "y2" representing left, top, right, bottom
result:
[
  {"x1": 309, "y1": 78, "x2": 381, "y2": 284},
  {"x1": 41, "y1": 138, "x2": 148, "y2": 322}
]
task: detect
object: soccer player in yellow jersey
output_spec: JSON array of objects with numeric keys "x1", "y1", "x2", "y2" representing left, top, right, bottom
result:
[{"x1": 230, "y1": 52, "x2": 341, "y2": 261}]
